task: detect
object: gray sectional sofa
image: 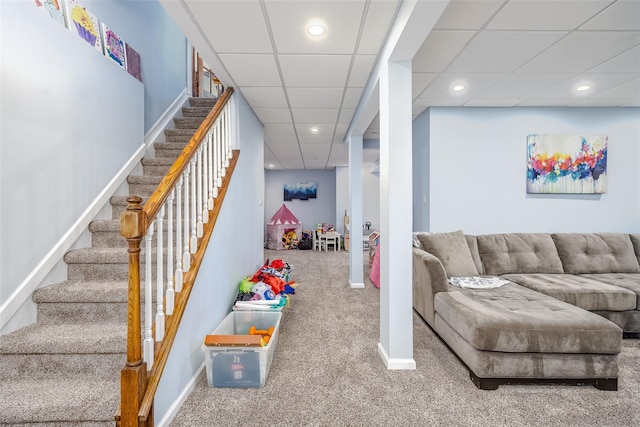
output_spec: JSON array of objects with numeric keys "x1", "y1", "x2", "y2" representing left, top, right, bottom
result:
[{"x1": 412, "y1": 231, "x2": 640, "y2": 391}]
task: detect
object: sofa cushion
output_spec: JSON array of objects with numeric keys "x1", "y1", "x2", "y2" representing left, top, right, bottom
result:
[
  {"x1": 551, "y1": 233, "x2": 640, "y2": 274},
  {"x1": 417, "y1": 230, "x2": 479, "y2": 277},
  {"x1": 502, "y1": 273, "x2": 637, "y2": 311},
  {"x1": 434, "y1": 283, "x2": 621, "y2": 354},
  {"x1": 581, "y1": 273, "x2": 640, "y2": 309},
  {"x1": 477, "y1": 233, "x2": 564, "y2": 275},
  {"x1": 465, "y1": 234, "x2": 484, "y2": 275},
  {"x1": 630, "y1": 234, "x2": 640, "y2": 266}
]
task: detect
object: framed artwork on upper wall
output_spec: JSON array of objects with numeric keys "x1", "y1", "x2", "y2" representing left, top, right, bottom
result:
[
  {"x1": 125, "y1": 43, "x2": 142, "y2": 82},
  {"x1": 64, "y1": 0, "x2": 103, "y2": 53},
  {"x1": 101, "y1": 23, "x2": 126, "y2": 69},
  {"x1": 526, "y1": 134, "x2": 608, "y2": 194},
  {"x1": 34, "y1": 0, "x2": 65, "y2": 27}
]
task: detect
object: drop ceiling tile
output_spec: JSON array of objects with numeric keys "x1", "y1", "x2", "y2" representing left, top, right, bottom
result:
[
  {"x1": 415, "y1": 98, "x2": 468, "y2": 107},
  {"x1": 279, "y1": 55, "x2": 351, "y2": 87},
  {"x1": 357, "y1": 0, "x2": 399, "y2": 54},
  {"x1": 186, "y1": 0, "x2": 272, "y2": 53},
  {"x1": 218, "y1": 54, "x2": 280, "y2": 86},
  {"x1": 348, "y1": 55, "x2": 377, "y2": 87},
  {"x1": 292, "y1": 108, "x2": 339, "y2": 124},
  {"x1": 569, "y1": 98, "x2": 633, "y2": 107},
  {"x1": 335, "y1": 123, "x2": 349, "y2": 134},
  {"x1": 240, "y1": 87, "x2": 288, "y2": 108},
  {"x1": 266, "y1": 134, "x2": 299, "y2": 145},
  {"x1": 333, "y1": 134, "x2": 346, "y2": 144},
  {"x1": 298, "y1": 134, "x2": 333, "y2": 145},
  {"x1": 477, "y1": 74, "x2": 573, "y2": 99},
  {"x1": 265, "y1": 0, "x2": 365, "y2": 54},
  {"x1": 418, "y1": 73, "x2": 506, "y2": 99},
  {"x1": 534, "y1": 74, "x2": 640, "y2": 99},
  {"x1": 412, "y1": 31, "x2": 476, "y2": 73},
  {"x1": 253, "y1": 108, "x2": 292, "y2": 124},
  {"x1": 486, "y1": 1, "x2": 612, "y2": 30},
  {"x1": 343, "y1": 87, "x2": 364, "y2": 109},
  {"x1": 588, "y1": 45, "x2": 640, "y2": 74},
  {"x1": 412, "y1": 73, "x2": 437, "y2": 98},
  {"x1": 287, "y1": 88, "x2": 344, "y2": 109},
  {"x1": 338, "y1": 108, "x2": 355, "y2": 124},
  {"x1": 434, "y1": 1, "x2": 503, "y2": 30},
  {"x1": 264, "y1": 123, "x2": 295, "y2": 135},
  {"x1": 592, "y1": 77, "x2": 640, "y2": 99},
  {"x1": 447, "y1": 31, "x2": 567, "y2": 73},
  {"x1": 463, "y1": 99, "x2": 521, "y2": 107},
  {"x1": 300, "y1": 143, "x2": 332, "y2": 157},
  {"x1": 516, "y1": 98, "x2": 578, "y2": 106},
  {"x1": 295, "y1": 124, "x2": 335, "y2": 135},
  {"x1": 518, "y1": 32, "x2": 640, "y2": 74},
  {"x1": 581, "y1": 1, "x2": 640, "y2": 31}
]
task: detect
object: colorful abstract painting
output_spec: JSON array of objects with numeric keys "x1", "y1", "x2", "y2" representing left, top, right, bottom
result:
[
  {"x1": 526, "y1": 134, "x2": 608, "y2": 194},
  {"x1": 284, "y1": 182, "x2": 317, "y2": 201},
  {"x1": 101, "y1": 23, "x2": 126, "y2": 69},
  {"x1": 64, "y1": 0, "x2": 103, "y2": 53},
  {"x1": 125, "y1": 43, "x2": 143, "y2": 82},
  {"x1": 34, "y1": 0, "x2": 65, "y2": 26}
]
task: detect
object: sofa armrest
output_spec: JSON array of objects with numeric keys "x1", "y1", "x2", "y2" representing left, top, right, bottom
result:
[{"x1": 413, "y1": 247, "x2": 449, "y2": 327}]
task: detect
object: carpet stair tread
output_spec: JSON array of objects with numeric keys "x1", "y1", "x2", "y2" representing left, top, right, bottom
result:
[
  {"x1": 34, "y1": 280, "x2": 129, "y2": 303},
  {"x1": 0, "y1": 376, "x2": 119, "y2": 425},
  {"x1": 0, "y1": 322, "x2": 126, "y2": 355}
]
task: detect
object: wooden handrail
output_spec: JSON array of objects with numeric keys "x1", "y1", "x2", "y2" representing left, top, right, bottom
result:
[
  {"x1": 142, "y1": 87, "x2": 234, "y2": 226},
  {"x1": 137, "y1": 150, "x2": 239, "y2": 423},
  {"x1": 118, "y1": 89, "x2": 236, "y2": 427}
]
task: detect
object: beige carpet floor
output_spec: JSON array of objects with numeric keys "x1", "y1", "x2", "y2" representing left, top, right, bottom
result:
[{"x1": 170, "y1": 248, "x2": 640, "y2": 426}]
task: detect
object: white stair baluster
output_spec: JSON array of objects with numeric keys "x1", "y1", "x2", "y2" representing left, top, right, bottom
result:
[
  {"x1": 182, "y1": 165, "x2": 191, "y2": 271},
  {"x1": 143, "y1": 222, "x2": 154, "y2": 370},
  {"x1": 190, "y1": 158, "x2": 198, "y2": 253},
  {"x1": 155, "y1": 206, "x2": 165, "y2": 342},
  {"x1": 196, "y1": 146, "x2": 204, "y2": 237},
  {"x1": 216, "y1": 122, "x2": 222, "y2": 188},
  {"x1": 207, "y1": 132, "x2": 214, "y2": 209},
  {"x1": 175, "y1": 177, "x2": 183, "y2": 292},
  {"x1": 166, "y1": 190, "x2": 175, "y2": 314}
]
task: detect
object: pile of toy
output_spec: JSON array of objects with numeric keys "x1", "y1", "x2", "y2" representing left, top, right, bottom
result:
[{"x1": 233, "y1": 259, "x2": 298, "y2": 311}]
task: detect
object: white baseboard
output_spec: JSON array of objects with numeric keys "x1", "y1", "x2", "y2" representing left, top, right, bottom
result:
[
  {"x1": 0, "y1": 143, "x2": 146, "y2": 335},
  {"x1": 156, "y1": 360, "x2": 205, "y2": 427},
  {"x1": 144, "y1": 88, "x2": 189, "y2": 148},
  {"x1": 377, "y1": 342, "x2": 416, "y2": 370},
  {"x1": 349, "y1": 280, "x2": 365, "y2": 288}
]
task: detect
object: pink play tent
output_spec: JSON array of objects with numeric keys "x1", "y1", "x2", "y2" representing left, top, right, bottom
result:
[{"x1": 266, "y1": 204, "x2": 303, "y2": 250}]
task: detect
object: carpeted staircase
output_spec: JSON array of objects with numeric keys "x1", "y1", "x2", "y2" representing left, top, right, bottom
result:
[{"x1": 0, "y1": 97, "x2": 217, "y2": 426}]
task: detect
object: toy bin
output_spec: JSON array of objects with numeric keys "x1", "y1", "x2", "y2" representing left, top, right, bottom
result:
[{"x1": 202, "y1": 310, "x2": 282, "y2": 388}]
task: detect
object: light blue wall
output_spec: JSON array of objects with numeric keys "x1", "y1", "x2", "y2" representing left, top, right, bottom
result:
[
  {"x1": 154, "y1": 92, "x2": 265, "y2": 423},
  {"x1": 264, "y1": 170, "x2": 337, "y2": 234},
  {"x1": 412, "y1": 111, "x2": 430, "y2": 232},
  {"x1": 0, "y1": 1, "x2": 144, "y2": 303},
  {"x1": 413, "y1": 107, "x2": 640, "y2": 234},
  {"x1": 84, "y1": 0, "x2": 187, "y2": 133}
]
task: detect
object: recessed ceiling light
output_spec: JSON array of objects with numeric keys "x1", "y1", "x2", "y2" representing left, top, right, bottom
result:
[
  {"x1": 268, "y1": 164, "x2": 274, "y2": 168},
  {"x1": 452, "y1": 84, "x2": 465, "y2": 92},
  {"x1": 307, "y1": 24, "x2": 325, "y2": 36},
  {"x1": 310, "y1": 127, "x2": 319, "y2": 133},
  {"x1": 576, "y1": 84, "x2": 591, "y2": 92}
]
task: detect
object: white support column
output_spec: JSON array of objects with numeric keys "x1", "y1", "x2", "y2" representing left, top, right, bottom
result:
[
  {"x1": 378, "y1": 59, "x2": 415, "y2": 370},
  {"x1": 348, "y1": 135, "x2": 364, "y2": 288}
]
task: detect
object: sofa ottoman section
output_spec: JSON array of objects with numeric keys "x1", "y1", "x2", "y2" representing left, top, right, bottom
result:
[
  {"x1": 433, "y1": 283, "x2": 622, "y2": 390},
  {"x1": 501, "y1": 273, "x2": 637, "y2": 312}
]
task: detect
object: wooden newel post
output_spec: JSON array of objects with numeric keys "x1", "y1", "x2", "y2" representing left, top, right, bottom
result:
[{"x1": 119, "y1": 196, "x2": 148, "y2": 427}]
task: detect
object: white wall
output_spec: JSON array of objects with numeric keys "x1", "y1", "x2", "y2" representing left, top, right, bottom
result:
[
  {"x1": 83, "y1": 0, "x2": 187, "y2": 134},
  {"x1": 155, "y1": 92, "x2": 264, "y2": 423},
  {"x1": 264, "y1": 170, "x2": 337, "y2": 234},
  {"x1": 336, "y1": 166, "x2": 349, "y2": 234},
  {"x1": 414, "y1": 107, "x2": 640, "y2": 234},
  {"x1": 0, "y1": 1, "x2": 144, "y2": 304},
  {"x1": 363, "y1": 168, "x2": 380, "y2": 233}
]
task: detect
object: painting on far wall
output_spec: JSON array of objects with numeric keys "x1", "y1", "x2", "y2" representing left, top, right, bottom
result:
[
  {"x1": 284, "y1": 182, "x2": 317, "y2": 201},
  {"x1": 526, "y1": 134, "x2": 608, "y2": 194},
  {"x1": 34, "y1": 0, "x2": 65, "y2": 26}
]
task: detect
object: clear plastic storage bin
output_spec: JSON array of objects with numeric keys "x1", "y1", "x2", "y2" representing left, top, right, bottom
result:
[{"x1": 202, "y1": 310, "x2": 281, "y2": 388}]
